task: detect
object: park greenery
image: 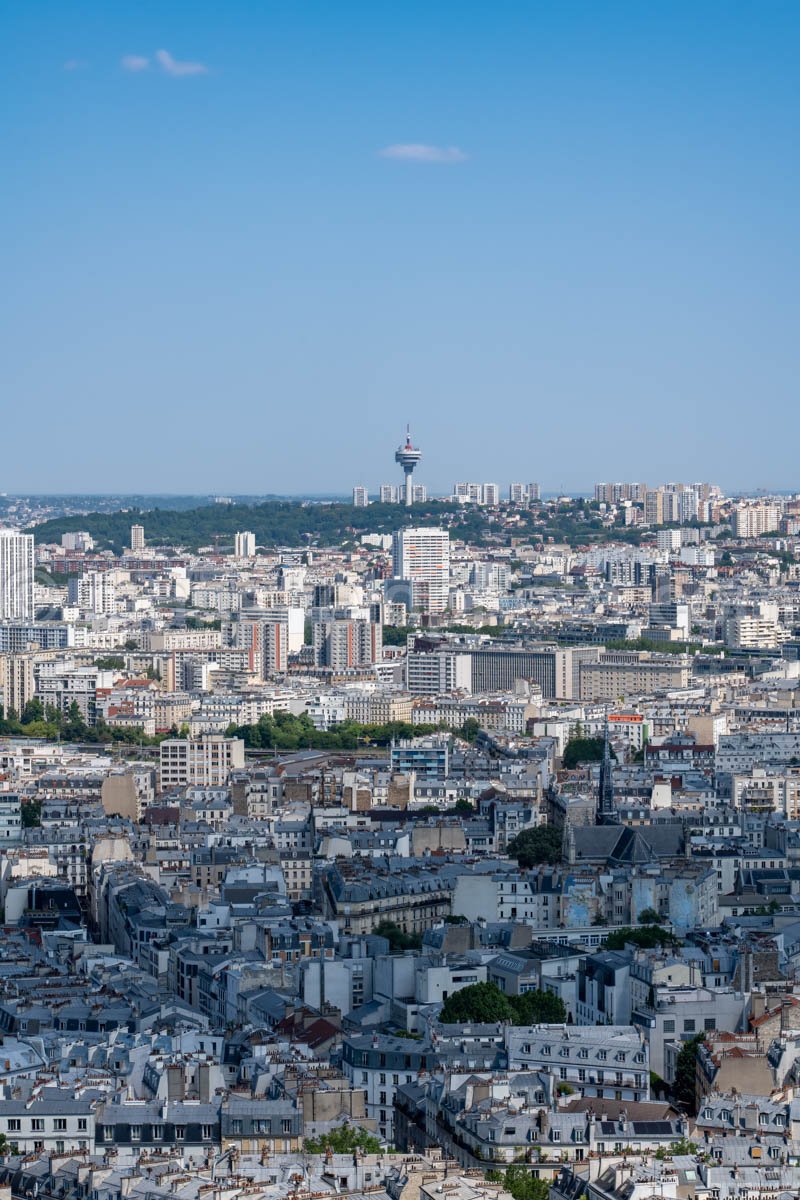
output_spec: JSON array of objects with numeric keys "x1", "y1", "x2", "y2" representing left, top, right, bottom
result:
[
  {"x1": 506, "y1": 825, "x2": 563, "y2": 867},
  {"x1": 439, "y1": 981, "x2": 566, "y2": 1026},
  {"x1": 224, "y1": 711, "x2": 439, "y2": 750},
  {"x1": 0, "y1": 703, "x2": 478, "y2": 754}
]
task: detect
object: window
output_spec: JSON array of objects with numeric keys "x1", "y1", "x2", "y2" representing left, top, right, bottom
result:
[
  {"x1": 282, "y1": 1120, "x2": 292, "y2": 1135},
  {"x1": 230, "y1": 1120, "x2": 242, "y2": 1135},
  {"x1": 704, "y1": 1017, "x2": 716, "y2": 1031},
  {"x1": 175, "y1": 1126, "x2": 185, "y2": 1141},
  {"x1": 153, "y1": 1125, "x2": 163, "y2": 1140},
  {"x1": 130, "y1": 1126, "x2": 141, "y2": 1142},
  {"x1": 202, "y1": 1125, "x2": 214, "y2": 1140},
  {"x1": 31, "y1": 1119, "x2": 44, "y2": 1132},
  {"x1": 8, "y1": 1120, "x2": 20, "y2": 1133},
  {"x1": 552, "y1": 1131, "x2": 561, "y2": 1142},
  {"x1": 597, "y1": 1050, "x2": 606, "y2": 1061},
  {"x1": 683, "y1": 1019, "x2": 696, "y2": 1033},
  {"x1": 54, "y1": 1119, "x2": 67, "y2": 1132},
  {"x1": 78, "y1": 1118, "x2": 87, "y2": 1132},
  {"x1": 663, "y1": 1019, "x2": 675, "y2": 1033}
]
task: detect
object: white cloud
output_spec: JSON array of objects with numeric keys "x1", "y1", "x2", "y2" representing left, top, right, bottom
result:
[
  {"x1": 121, "y1": 55, "x2": 150, "y2": 72},
  {"x1": 155, "y1": 49, "x2": 208, "y2": 77},
  {"x1": 63, "y1": 59, "x2": 88, "y2": 71},
  {"x1": 379, "y1": 143, "x2": 468, "y2": 164}
]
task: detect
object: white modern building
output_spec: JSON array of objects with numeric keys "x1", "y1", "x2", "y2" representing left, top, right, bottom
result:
[
  {"x1": 391, "y1": 527, "x2": 450, "y2": 614},
  {"x1": 0, "y1": 529, "x2": 34, "y2": 620},
  {"x1": 234, "y1": 530, "x2": 256, "y2": 558}
]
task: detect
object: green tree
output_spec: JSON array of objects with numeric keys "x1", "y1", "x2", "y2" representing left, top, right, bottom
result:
[
  {"x1": 508, "y1": 989, "x2": 566, "y2": 1025},
  {"x1": 604, "y1": 926, "x2": 679, "y2": 951},
  {"x1": 372, "y1": 921, "x2": 423, "y2": 952},
  {"x1": 562, "y1": 736, "x2": 614, "y2": 770},
  {"x1": 673, "y1": 1033, "x2": 704, "y2": 1113},
  {"x1": 459, "y1": 717, "x2": 481, "y2": 743},
  {"x1": 655, "y1": 1137, "x2": 698, "y2": 1159},
  {"x1": 20, "y1": 698, "x2": 44, "y2": 725},
  {"x1": 486, "y1": 1165, "x2": 549, "y2": 1200},
  {"x1": 62, "y1": 701, "x2": 89, "y2": 741},
  {"x1": 95, "y1": 655, "x2": 126, "y2": 670},
  {"x1": 21, "y1": 799, "x2": 42, "y2": 828},
  {"x1": 304, "y1": 1126, "x2": 382, "y2": 1154},
  {"x1": 440, "y1": 982, "x2": 514, "y2": 1025},
  {"x1": 506, "y1": 825, "x2": 562, "y2": 868},
  {"x1": 638, "y1": 908, "x2": 662, "y2": 924},
  {"x1": 382, "y1": 625, "x2": 412, "y2": 646}
]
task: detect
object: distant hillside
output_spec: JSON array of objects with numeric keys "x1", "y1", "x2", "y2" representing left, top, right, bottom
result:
[
  {"x1": 28, "y1": 497, "x2": 641, "y2": 554},
  {"x1": 29, "y1": 499, "x2": 494, "y2": 553}
]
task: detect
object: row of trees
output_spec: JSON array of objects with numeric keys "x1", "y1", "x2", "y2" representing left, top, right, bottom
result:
[
  {"x1": 439, "y1": 981, "x2": 566, "y2": 1026},
  {"x1": 224, "y1": 710, "x2": 481, "y2": 750},
  {"x1": 224, "y1": 710, "x2": 441, "y2": 750},
  {"x1": 0, "y1": 701, "x2": 168, "y2": 747}
]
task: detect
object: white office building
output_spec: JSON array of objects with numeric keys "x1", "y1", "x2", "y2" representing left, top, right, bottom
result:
[{"x1": 0, "y1": 529, "x2": 34, "y2": 620}]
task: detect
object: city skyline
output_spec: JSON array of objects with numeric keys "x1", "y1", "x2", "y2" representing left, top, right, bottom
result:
[{"x1": 3, "y1": 1, "x2": 800, "y2": 493}]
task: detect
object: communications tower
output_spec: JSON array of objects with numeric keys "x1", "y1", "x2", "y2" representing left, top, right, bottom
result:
[{"x1": 394, "y1": 426, "x2": 422, "y2": 507}]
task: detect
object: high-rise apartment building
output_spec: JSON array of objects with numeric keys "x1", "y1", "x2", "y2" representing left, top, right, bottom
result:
[
  {"x1": 379, "y1": 484, "x2": 400, "y2": 504},
  {"x1": 453, "y1": 483, "x2": 499, "y2": 505},
  {"x1": 234, "y1": 531, "x2": 256, "y2": 558},
  {"x1": 391, "y1": 527, "x2": 450, "y2": 614},
  {"x1": 130, "y1": 524, "x2": 145, "y2": 552},
  {"x1": 68, "y1": 571, "x2": 117, "y2": 615},
  {"x1": 509, "y1": 483, "x2": 541, "y2": 504},
  {"x1": 352, "y1": 487, "x2": 369, "y2": 508},
  {"x1": 313, "y1": 616, "x2": 382, "y2": 670},
  {"x1": 0, "y1": 530, "x2": 34, "y2": 620},
  {"x1": 734, "y1": 502, "x2": 782, "y2": 539},
  {"x1": 411, "y1": 484, "x2": 428, "y2": 504}
]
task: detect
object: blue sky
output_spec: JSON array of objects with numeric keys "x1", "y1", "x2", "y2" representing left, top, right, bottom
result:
[{"x1": 2, "y1": 1, "x2": 799, "y2": 495}]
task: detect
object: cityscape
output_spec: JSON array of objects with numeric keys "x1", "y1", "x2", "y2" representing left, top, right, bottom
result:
[
  {"x1": 4, "y1": 2, "x2": 800, "y2": 1200},
  {"x1": 1, "y1": 428, "x2": 800, "y2": 1200}
]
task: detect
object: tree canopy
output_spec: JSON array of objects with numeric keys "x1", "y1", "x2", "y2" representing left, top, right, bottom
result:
[
  {"x1": 304, "y1": 1126, "x2": 382, "y2": 1154},
  {"x1": 506, "y1": 825, "x2": 562, "y2": 868},
  {"x1": 674, "y1": 1033, "x2": 704, "y2": 1113},
  {"x1": 604, "y1": 926, "x2": 679, "y2": 951},
  {"x1": 562, "y1": 736, "x2": 614, "y2": 769},
  {"x1": 372, "y1": 921, "x2": 423, "y2": 952},
  {"x1": 486, "y1": 1166, "x2": 549, "y2": 1200},
  {"x1": 439, "y1": 982, "x2": 566, "y2": 1026}
]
